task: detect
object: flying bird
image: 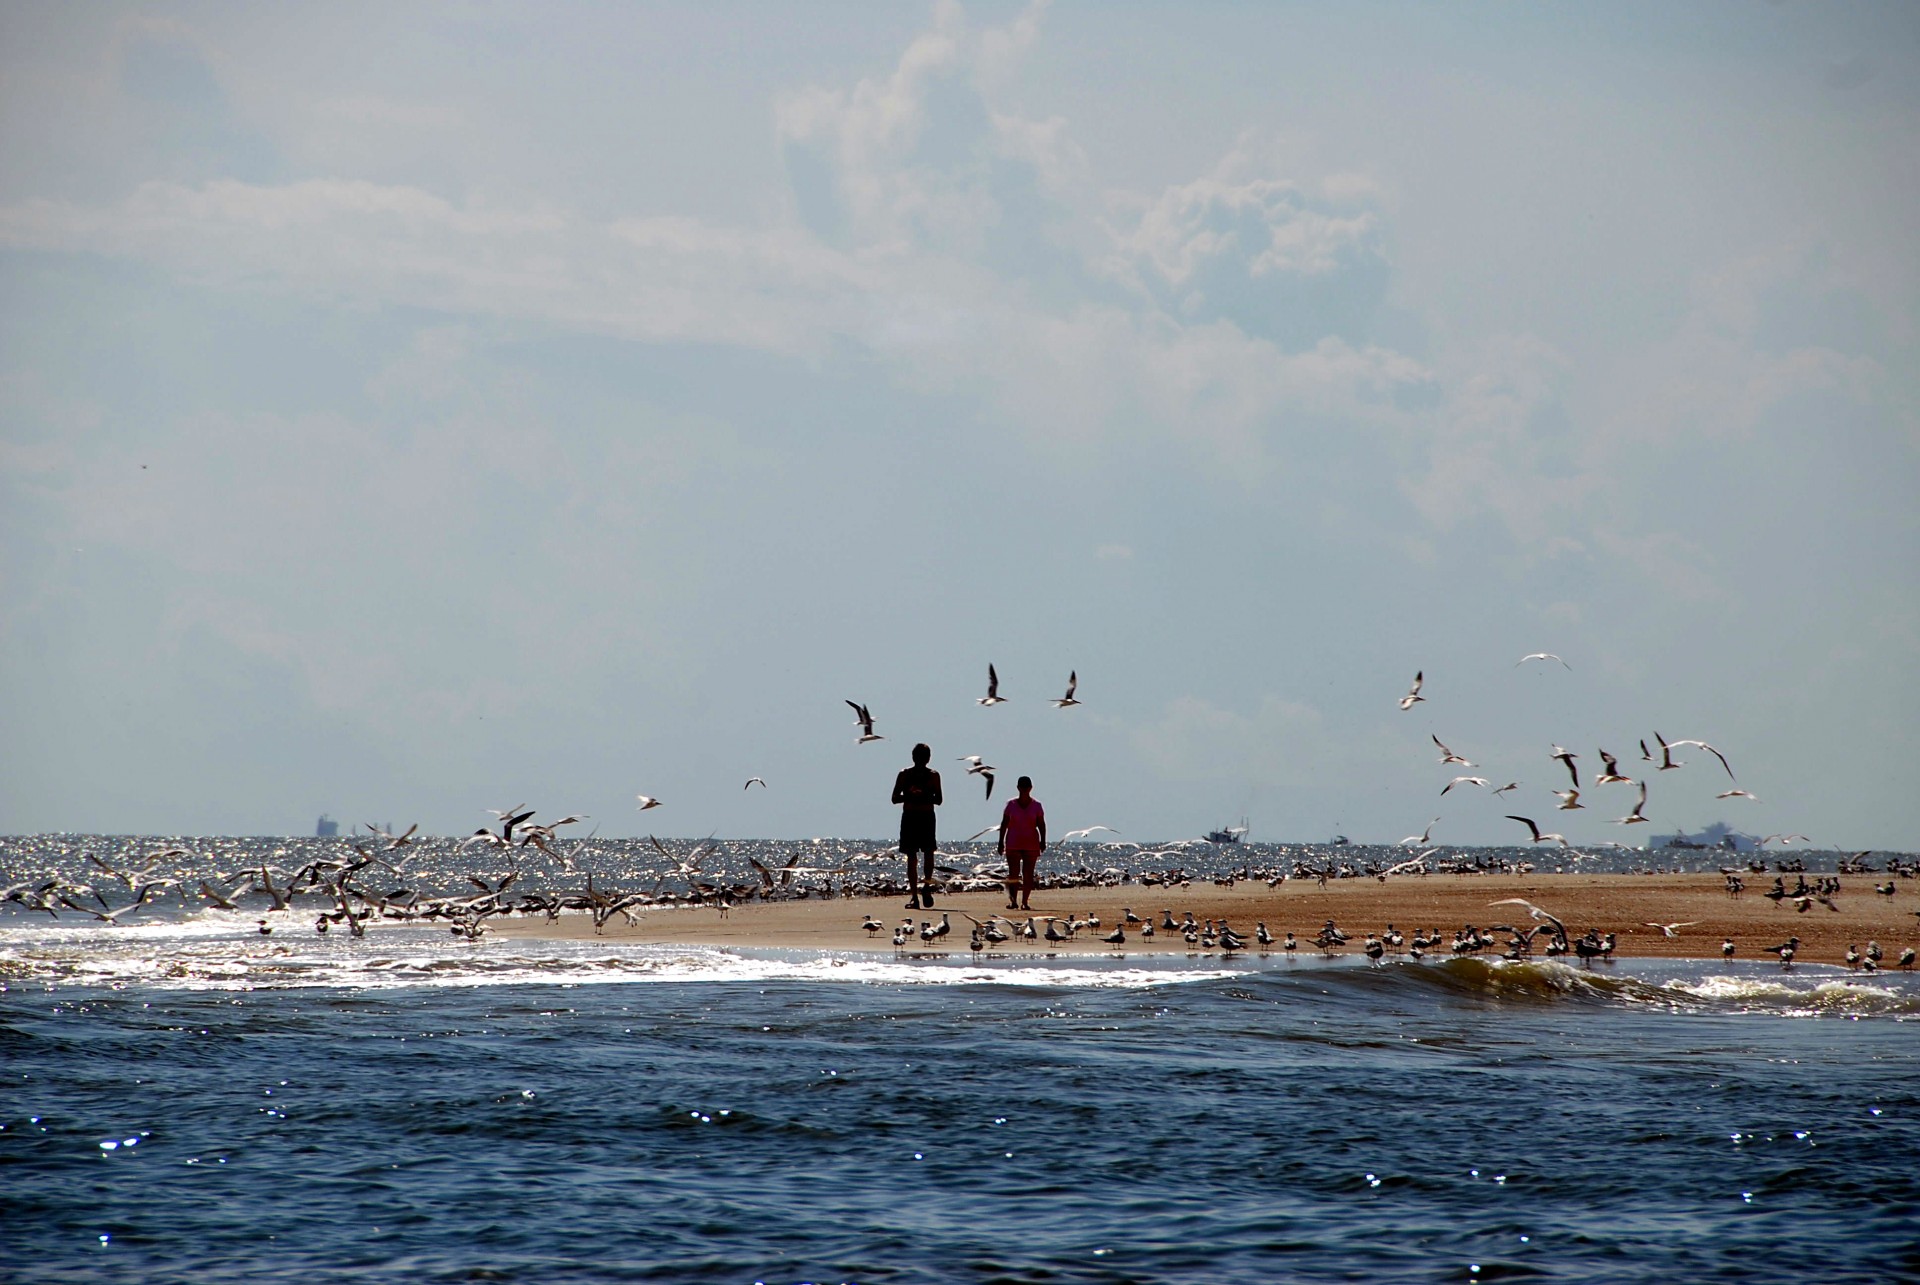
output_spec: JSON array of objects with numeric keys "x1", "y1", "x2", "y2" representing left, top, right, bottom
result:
[
  {"x1": 1667, "y1": 738, "x2": 1736, "y2": 781},
  {"x1": 635, "y1": 795, "x2": 662, "y2": 811},
  {"x1": 1505, "y1": 815, "x2": 1570, "y2": 847},
  {"x1": 1490, "y1": 781, "x2": 1521, "y2": 797},
  {"x1": 977, "y1": 664, "x2": 1007, "y2": 706},
  {"x1": 744, "y1": 778, "x2": 767, "y2": 789},
  {"x1": 1399, "y1": 817, "x2": 1441, "y2": 847},
  {"x1": 1652, "y1": 732, "x2": 1683, "y2": 771},
  {"x1": 1051, "y1": 671, "x2": 1081, "y2": 708},
  {"x1": 1061, "y1": 826, "x2": 1119, "y2": 841},
  {"x1": 1550, "y1": 745, "x2": 1581, "y2": 790},
  {"x1": 847, "y1": 700, "x2": 884, "y2": 743},
  {"x1": 1441, "y1": 776, "x2": 1489, "y2": 796},
  {"x1": 1399, "y1": 671, "x2": 1425, "y2": 710},
  {"x1": 1432, "y1": 735, "x2": 1473, "y2": 767},
  {"x1": 1517, "y1": 653, "x2": 1570, "y2": 669},
  {"x1": 1716, "y1": 789, "x2": 1759, "y2": 801},
  {"x1": 1595, "y1": 750, "x2": 1633, "y2": 785},
  {"x1": 1613, "y1": 780, "x2": 1650, "y2": 825},
  {"x1": 1642, "y1": 921, "x2": 1700, "y2": 939}
]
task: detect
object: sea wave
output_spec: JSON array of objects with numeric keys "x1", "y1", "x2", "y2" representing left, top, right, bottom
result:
[
  {"x1": 1398, "y1": 954, "x2": 1920, "y2": 1018},
  {"x1": 4, "y1": 918, "x2": 1915, "y2": 1017}
]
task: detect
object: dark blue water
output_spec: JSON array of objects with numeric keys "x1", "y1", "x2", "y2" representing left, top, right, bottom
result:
[{"x1": 5, "y1": 933, "x2": 1917, "y2": 1285}]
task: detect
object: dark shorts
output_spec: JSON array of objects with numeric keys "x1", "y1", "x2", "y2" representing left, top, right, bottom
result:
[{"x1": 899, "y1": 811, "x2": 936, "y2": 855}]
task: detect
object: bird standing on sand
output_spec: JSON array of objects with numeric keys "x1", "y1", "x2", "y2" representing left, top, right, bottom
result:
[{"x1": 1721, "y1": 938, "x2": 1735, "y2": 959}]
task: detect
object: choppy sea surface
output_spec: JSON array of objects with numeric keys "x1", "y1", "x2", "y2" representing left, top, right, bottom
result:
[{"x1": 4, "y1": 836, "x2": 1917, "y2": 1284}]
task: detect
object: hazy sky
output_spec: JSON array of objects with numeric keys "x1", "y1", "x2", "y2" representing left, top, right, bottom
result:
[{"x1": 3, "y1": 1, "x2": 1916, "y2": 848}]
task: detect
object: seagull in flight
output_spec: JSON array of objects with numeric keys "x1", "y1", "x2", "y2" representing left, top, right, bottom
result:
[
  {"x1": 1517, "y1": 653, "x2": 1570, "y2": 669},
  {"x1": 743, "y1": 778, "x2": 767, "y2": 789},
  {"x1": 1716, "y1": 789, "x2": 1759, "y2": 801},
  {"x1": 1643, "y1": 921, "x2": 1699, "y2": 939},
  {"x1": 1550, "y1": 745, "x2": 1581, "y2": 790},
  {"x1": 1506, "y1": 815, "x2": 1570, "y2": 847},
  {"x1": 635, "y1": 795, "x2": 662, "y2": 811},
  {"x1": 1666, "y1": 738, "x2": 1736, "y2": 781},
  {"x1": 847, "y1": 700, "x2": 884, "y2": 743},
  {"x1": 977, "y1": 664, "x2": 1007, "y2": 706},
  {"x1": 1595, "y1": 750, "x2": 1633, "y2": 785},
  {"x1": 1652, "y1": 732, "x2": 1683, "y2": 771},
  {"x1": 1441, "y1": 776, "x2": 1489, "y2": 796},
  {"x1": 1399, "y1": 817, "x2": 1441, "y2": 847},
  {"x1": 1061, "y1": 826, "x2": 1120, "y2": 841},
  {"x1": 1399, "y1": 670, "x2": 1425, "y2": 710},
  {"x1": 1552, "y1": 788, "x2": 1584, "y2": 811},
  {"x1": 1432, "y1": 734, "x2": 1473, "y2": 767},
  {"x1": 1613, "y1": 780, "x2": 1650, "y2": 825},
  {"x1": 1490, "y1": 781, "x2": 1521, "y2": 797},
  {"x1": 1051, "y1": 671, "x2": 1081, "y2": 708},
  {"x1": 1487, "y1": 898, "x2": 1566, "y2": 936}
]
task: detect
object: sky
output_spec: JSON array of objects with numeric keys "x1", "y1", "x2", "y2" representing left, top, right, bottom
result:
[{"x1": 2, "y1": 1, "x2": 1916, "y2": 848}]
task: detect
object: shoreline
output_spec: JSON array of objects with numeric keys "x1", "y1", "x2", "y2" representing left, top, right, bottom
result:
[{"x1": 493, "y1": 872, "x2": 1919, "y2": 968}]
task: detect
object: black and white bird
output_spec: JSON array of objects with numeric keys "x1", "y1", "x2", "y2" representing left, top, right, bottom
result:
[
  {"x1": 847, "y1": 701, "x2": 884, "y2": 743},
  {"x1": 1551, "y1": 745, "x2": 1581, "y2": 790},
  {"x1": 1432, "y1": 735, "x2": 1473, "y2": 767},
  {"x1": 1506, "y1": 815, "x2": 1570, "y2": 847},
  {"x1": 1614, "y1": 780, "x2": 1650, "y2": 826},
  {"x1": 977, "y1": 663, "x2": 1007, "y2": 706},
  {"x1": 1051, "y1": 671, "x2": 1081, "y2": 708},
  {"x1": 1595, "y1": 750, "x2": 1633, "y2": 785},
  {"x1": 1399, "y1": 670, "x2": 1425, "y2": 710}
]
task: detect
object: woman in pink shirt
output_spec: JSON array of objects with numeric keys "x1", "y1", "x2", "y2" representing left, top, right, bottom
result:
[{"x1": 996, "y1": 776, "x2": 1046, "y2": 911}]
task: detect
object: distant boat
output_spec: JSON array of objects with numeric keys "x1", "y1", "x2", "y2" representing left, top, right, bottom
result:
[
  {"x1": 316, "y1": 815, "x2": 339, "y2": 838},
  {"x1": 1205, "y1": 821, "x2": 1248, "y2": 844}
]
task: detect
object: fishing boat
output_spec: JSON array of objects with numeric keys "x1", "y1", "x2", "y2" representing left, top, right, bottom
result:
[{"x1": 1205, "y1": 821, "x2": 1248, "y2": 844}]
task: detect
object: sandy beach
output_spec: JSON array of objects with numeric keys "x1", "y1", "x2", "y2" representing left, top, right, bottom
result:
[{"x1": 495, "y1": 872, "x2": 1920, "y2": 966}]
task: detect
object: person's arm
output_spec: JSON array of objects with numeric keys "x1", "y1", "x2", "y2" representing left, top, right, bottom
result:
[
  {"x1": 997, "y1": 802, "x2": 1010, "y2": 854},
  {"x1": 891, "y1": 770, "x2": 905, "y2": 806},
  {"x1": 1036, "y1": 803, "x2": 1046, "y2": 850},
  {"x1": 929, "y1": 770, "x2": 942, "y2": 806}
]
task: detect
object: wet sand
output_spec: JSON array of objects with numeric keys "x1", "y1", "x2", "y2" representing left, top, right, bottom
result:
[{"x1": 494, "y1": 872, "x2": 1920, "y2": 966}]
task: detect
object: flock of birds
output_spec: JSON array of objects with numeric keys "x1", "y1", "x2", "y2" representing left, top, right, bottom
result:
[
  {"x1": 854, "y1": 897, "x2": 1920, "y2": 972},
  {"x1": 4, "y1": 659, "x2": 1914, "y2": 975},
  {"x1": 1396, "y1": 656, "x2": 1762, "y2": 855}
]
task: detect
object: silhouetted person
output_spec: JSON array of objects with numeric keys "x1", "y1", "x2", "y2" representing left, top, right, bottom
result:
[
  {"x1": 997, "y1": 775, "x2": 1046, "y2": 910},
  {"x1": 893, "y1": 742, "x2": 942, "y2": 909}
]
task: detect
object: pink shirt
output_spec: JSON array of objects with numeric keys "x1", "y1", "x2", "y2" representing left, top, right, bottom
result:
[{"x1": 1000, "y1": 797, "x2": 1045, "y2": 851}]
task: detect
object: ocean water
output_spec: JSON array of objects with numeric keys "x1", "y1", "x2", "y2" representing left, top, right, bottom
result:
[{"x1": 4, "y1": 839, "x2": 1918, "y2": 1284}]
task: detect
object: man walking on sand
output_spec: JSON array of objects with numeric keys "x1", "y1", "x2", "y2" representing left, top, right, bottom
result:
[
  {"x1": 997, "y1": 776, "x2": 1046, "y2": 911},
  {"x1": 893, "y1": 743, "x2": 942, "y2": 909}
]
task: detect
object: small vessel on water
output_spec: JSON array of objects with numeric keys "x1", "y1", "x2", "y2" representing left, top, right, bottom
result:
[{"x1": 1205, "y1": 821, "x2": 1248, "y2": 844}]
